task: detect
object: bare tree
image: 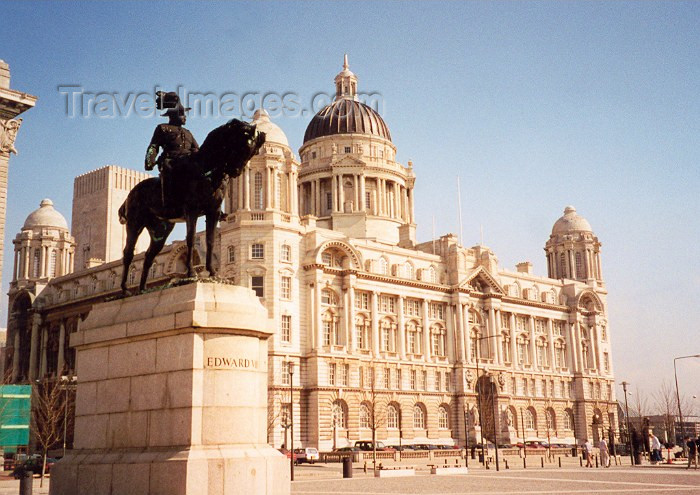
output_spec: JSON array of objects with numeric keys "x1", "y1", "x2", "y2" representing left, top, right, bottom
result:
[
  {"x1": 267, "y1": 390, "x2": 285, "y2": 447},
  {"x1": 629, "y1": 386, "x2": 650, "y2": 430},
  {"x1": 654, "y1": 380, "x2": 677, "y2": 443},
  {"x1": 31, "y1": 379, "x2": 66, "y2": 486},
  {"x1": 359, "y1": 362, "x2": 387, "y2": 474}
]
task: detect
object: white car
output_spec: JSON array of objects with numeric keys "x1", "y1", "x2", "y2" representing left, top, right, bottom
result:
[{"x1": 294, "y1": 447, "x2": 319, "y2": 464}]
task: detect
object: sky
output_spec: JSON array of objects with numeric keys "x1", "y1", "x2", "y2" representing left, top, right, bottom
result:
[{"x1": 2, "y1": 1, "x2": 699, "y2": 409}]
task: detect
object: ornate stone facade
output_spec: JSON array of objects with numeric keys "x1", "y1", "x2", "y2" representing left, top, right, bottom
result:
[{"x1": 4, "y1": 57, "x2": 617, "y2": 451}]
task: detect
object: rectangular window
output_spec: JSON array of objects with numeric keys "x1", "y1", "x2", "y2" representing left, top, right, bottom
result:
[
  {"x1": 282, "y1": 361, "x2": 292, "y2": 385},
  {"x1": 355, "y1": 291, "x2": 369, "y2": 310},
  {"x1": 323, "y1": 321, "x2": 331, "y2": 347},
  {"x1": 404, "y1": 299, "x2": 421, "y2": 317},
  {"x1": 280, "y1": 276, "x2": 291, "y2": 299},
  {"x1": 365, "y1": 191, "x2": 371, "y2": 210},
  {"x1": 436, "y1": 371, "x2": 442, "y2": 392},
  {"x1": 380, "y1": 295, "x2": 396, "y2": 313},
  {"x1": 396, "y1": 369, "x2": 402, "y2": 390},
  {"x1": 326, "y1": 192, "x2": 332, "y2": 211},
  {"x1": 328, "y1": 363, "x2": 336, "y2": 385},
  {"x1": 281, "y1": 244, "x2": 291, "y2": 262},
  {"x1": 422, "y1": 371, "x2": 428, "y2": 391},
  {"x1": 429, "y1": 302, "x2": 445, "y2": 320},
  {"x1": 604, "y1": 352, "x2": 610, "y2": 372},
  {"x1": 410, "y1": 370, "x2": 416, "y2": 390},
  {"x1": 384, "y1": 368, "x2": 391, "y2": 389},
  {"x1": 344, "y1": 146, "x2": 351, "y2": 154},
  {"x1": 359, "y1": 366, "x2": 364, "y2": 388},
  {"x1": 501, "y1": 312, "x2": 511, "y2": 329},
  {"x1": 445, "y1": 372, "x2": 451, "y2": 392},
  {"x1": 281, "y1": 315, "x2": 291, "y2": 343},
  {"x1": 251, "y1": 276, "x2": 264, "y2": 297},
  {"x1": 341, "y1": 364, "x2": 349, "y2": 386},
  {"x1": 251, "y1": 243, "x2": 264, "y2": 259},
  {"x1": 228, "y1": 246, "x2": 236, "y2": 263}
]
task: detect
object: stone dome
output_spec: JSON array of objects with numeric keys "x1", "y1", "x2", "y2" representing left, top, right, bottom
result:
[
  {"x1": 552, "y1": 206, "x2": 592, "y2": 235},
  {"x1": 23, "y1": 199, "x2": 69, "y2": 231},
  {"x1": 303, "y1": 98, "x2": 392, "y2": 143},
  {"x1": 251, "y1": 109, "x2": 289, "y2": 147}
]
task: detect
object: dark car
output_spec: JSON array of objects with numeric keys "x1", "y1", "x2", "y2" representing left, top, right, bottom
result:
[
  {"x1": 334, "y1": 446, "x2": 361, "y2": 452},
  {"x1": 12, "y1": 456, "x2": 57, "y2": 478},
  {"x1": 413, "y1": 444, "x2": 439, "y2": 450},
  {"x1": 387, "y1": 445, "x2": 414, "y2": 451}
]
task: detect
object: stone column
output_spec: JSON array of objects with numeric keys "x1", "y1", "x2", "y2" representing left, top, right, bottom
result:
[
  {"x1": 445, "y1": 304, "x2": 456, "y2": 361},
  {"x1": 488, "y1": 305, "x2": 501, "y2": 363},
  {"x1": 546, "y1": 319, "x2": 555, "y2": 369},
  {"x1": 57, "y1": 321, "x2": 66, "y2": 373},
  {"x1": 421, "y1": 299, "x2": 430, "y2": 362},
  {"x1": 528, "y1": 316, "x2": 537, "y2": 369},
  {"x1": 371, "y1": 291, "x2": 380, "y2": 357},
  {"x1": 509, "y1": 313, "x2": 517, "y2": 369},
  {"x1": 338, "y1": 175, "x2": 345, "y2": 212},
  {"x1": 11, "y1": 331, "x2": 20, "y2": 381},
  {"x1": 352, "y1": 174, "x2": 358, "y2": 212},
  {"x1": 331, "y1": 175, "x2": 338, "y2": 213},
  {"x1": 50, "y1": 282, "x2": 289, "y2": 495},
  {"x1": 359, "y1": 175, "x2": 366, "y2": 211},
  {"x1": 28, "y1": 313, "x2": 41, "y2": 380},
  {"x1": 407, "y1": 187, "x2": 415, "y2": 224},
  {"x1": 456, "y1": 302, "x2": 468, "y2": 363},
  {"x1": 314, "y1": 277, "x2": 323, "y2": 348},
  {"x1": 243, "y1": 166, "x2": 251, "y2": 210},
  {"x1": 397, "y1": 296, "x2": 406, "y2": 359},
  {"x1": 39, "y1": 326, "x2": 48, "y2": 377},
  {"x1": 347, "y1": 284, "x2": 355, "y2": 351}
]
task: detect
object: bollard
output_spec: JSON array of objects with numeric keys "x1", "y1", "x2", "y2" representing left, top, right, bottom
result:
[
  {"x1": 486, "y1": 460, "x2": 490, "y2": 470},
  {"x1": 579, "y1": 456, "x2": 583, "y2": 467},
  {"x1": 363, "y1": 461, "x2": 367, "y2": 473},
  {"x1": 558, "y1": 457, "x2": 562, "y2": 468},
  {"x1": 523, "y1": 458, "x2": 526, "y2": 469},
  {"x1": 595, "y1": 455, "x2": 599, "y2": 468},
  {"x1": 19, "y1": 472, "x2": 33, "y2": 495},
  {"x1": 505, "y1": 459, "x2": 509, "y2": 469},
  {"x1": 342, "y1": 457, "x2": 353, "y2": 478}
]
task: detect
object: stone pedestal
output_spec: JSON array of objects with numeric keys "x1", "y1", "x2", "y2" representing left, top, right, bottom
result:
[{"x1": 50, "y1": 282, "x2": 289, "y2": 495}]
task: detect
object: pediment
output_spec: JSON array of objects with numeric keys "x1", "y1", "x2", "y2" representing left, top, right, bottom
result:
[
  {"x1": 331, "y1": 155, "x2": 366, "y2": 168},
  {"x1": 460, "y1": 267, "x2": 504, "y2": 295}
]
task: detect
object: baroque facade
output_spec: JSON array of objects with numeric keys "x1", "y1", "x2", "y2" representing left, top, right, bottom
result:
[{"x1": 4, "y1": 57, "x2": 617, "y2": 451}]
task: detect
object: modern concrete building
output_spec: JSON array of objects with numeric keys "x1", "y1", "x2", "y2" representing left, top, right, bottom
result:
[{"x1": 3, "y1": 57, "x2": 618, "y2": 452}]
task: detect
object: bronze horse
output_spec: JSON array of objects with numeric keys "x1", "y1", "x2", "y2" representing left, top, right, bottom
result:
[{"x1": 118, "y1": 119, "x2": 265, "y2": 294}]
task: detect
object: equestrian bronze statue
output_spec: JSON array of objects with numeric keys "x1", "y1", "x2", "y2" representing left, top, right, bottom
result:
[{"x1": 119, "y1": 93, "x2": 265, "y2": 294}]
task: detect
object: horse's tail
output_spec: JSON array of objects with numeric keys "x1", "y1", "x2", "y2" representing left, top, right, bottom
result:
[{"x1": 118, "y1": 200, "x2": 128, "y2": 225}]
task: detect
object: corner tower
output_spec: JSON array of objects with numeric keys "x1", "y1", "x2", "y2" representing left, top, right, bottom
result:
[
  {"x1": 299, "y1": 56, "x2": 416, "y2": 246},
  {"x1": 545, "y1": 206, "x2": 603, "y2": 284}
]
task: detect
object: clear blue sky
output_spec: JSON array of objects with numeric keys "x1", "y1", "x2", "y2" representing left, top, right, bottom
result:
[{"x1": 3, "y1": 1, "x2": 699, "y2": 407}]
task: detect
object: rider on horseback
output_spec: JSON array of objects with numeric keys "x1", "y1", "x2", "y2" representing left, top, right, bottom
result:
[{"x1": 145, "y1": 91, "x2": 199, "y2": 209}]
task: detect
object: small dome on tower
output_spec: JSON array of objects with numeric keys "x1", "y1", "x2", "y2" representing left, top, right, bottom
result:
[
  {"x1": 23, "y1": 198, "x2": 69, "y2": 230},
  {"x1": 251, "y1": 109, "x2": 289, "y2": 147},
  {"x1": 552, "y1": 206, "x2": 592, "y2": 235}
]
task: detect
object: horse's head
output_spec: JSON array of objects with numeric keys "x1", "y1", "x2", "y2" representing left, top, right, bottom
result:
[{"x1": 198, "y1": 119, "x2": 266, "y2": 178}]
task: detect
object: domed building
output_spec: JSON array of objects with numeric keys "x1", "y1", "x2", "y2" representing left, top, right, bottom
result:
[
  {"x1": 5, "y1": 57, "x2": 618, "y2": 455},
  {"x1": 6, "y1": 199, "x2": 74, "y2": 382}
]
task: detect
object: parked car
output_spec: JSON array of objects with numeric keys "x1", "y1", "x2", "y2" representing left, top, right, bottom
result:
[
  {"x1": 334, "y1": 446, "x2": 361, "y2": 453},
  {"x1": 413, "y1": 444, "x2": 439, "y2": 450},
  {"x1": 293, "y1": 448, "x2": 320, "y2": 464},
  {"x1": 435, "y1": 444, "x2": 459, "y2": 450},
  {"x1": 277, "y1": 448, "x2": 302, "y2": 464},
  {"x1": 11, "y1": 456, "x2": 57, "y2": 478},
  {"x1": 525, "y1": 441, "x2": 548, "y2": 449},
  {"x1": 354, "y1": 441, "x2": 395, "y2": 452},
  {"x1": 387, "y1": 445, "x2": 414, "y2": 451}
]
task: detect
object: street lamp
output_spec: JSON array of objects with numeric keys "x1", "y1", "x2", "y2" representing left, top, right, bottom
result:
[
  {"x1": 59, "y1": 375, "x2": 77, "y2": 458},
  {"x1": 463, "y1": 407, "x2": 469, "y2": 468},
  {"x1": 620, "y1": 381, "x2": 634, "y2": 466},
  {"x1": 673, "y1": 354, "x2": 700, "y2": 447},
  {"x1": 474, "y1": 334, "x2": 500, "y2": 471},
  {"x1": 288, "y1": 362, "x2": 295, "y2": 481}
]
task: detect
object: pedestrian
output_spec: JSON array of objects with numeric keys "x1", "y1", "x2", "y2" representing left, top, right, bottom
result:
[
  {"x1": 686, "y1": 436, "x2": 698, "y2": 470},
  {"x1": 599, "y1": 438, "x2": 610, "y2": 468},
  {"x1": 649, "y1": 433, "x2": 661, "y2": 464},
  {"x1": 584, "y1": 439, "x2": 594, "y2": 468}
]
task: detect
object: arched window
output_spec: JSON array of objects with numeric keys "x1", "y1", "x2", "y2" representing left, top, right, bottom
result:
[
  {"x1": 563, "y1": 409, "x2": 574, "y2": 430},
  {"x1": 332, "y1": 400, "x2": 347, "y2": 429},
  {"x1": 281, "y1": 244, "x2": 291, "y2": 262},
  {"x1": 387, "y1": 403, "x2": 400, "y2": 429},
  {"x1": 404, "y1": 262, "x2": 414, "y2": 279},
  {"x1": 427, "y1": 266, "x2": 436, "y2": 283},
  {"x1": 431, "y1": 325, "x2": 446, "y2": 357},
  {"x1": 32, "y1": 249, "x2": 41, "y2": 278},
  {"x1": 413, "y1": 404, "x2": 426, "y2": 429},
  {"x1": 322, "y1": 311, "x2": 340, "y2": 347},
  {"x1": 406, "y1": 321, "x2": 421, "y2": 354},
  {"x1": 536, "y1": 338, "x2": 549, "y2": 367},
  {"x1": 581, "y1": 342, "x2": 590, "y2": 369},
  {"x1": 438, "y1": 405, "x2": 449, "y2": 429},
  {"x1": 355, "y1": 315, "x2": 370, "y2": 350},
  {"x1": 517, "y1": 335, "x2": 530, "y2": 365},
  {"x1": 254, "y1": 172, "x2": 263, "y2": 209},
  {"x1": 380, "y1": 318, "x2": 396, "y2": 352},
  {"x1": 378, "y1": 257, "x2": 388, "y2": 275},
  {"x1": 559, "y1": 252, "x2": 567, "y2": 278},
  {"x1": 545, "y1": 408, "x2": 556, "y2": 431},
  {"x1": 359, "y1": 403, "x2": 371, "y2": 429},
  {"x1": 524, "y1": 408, "x2": 536, "y2": 430},
  {"x1": 276, "y1": 173, "x2": 282, "y2": 209},
  {"x1": 554, "y1": 340, "x2": 566, "y2": 368},
  {"x1": 501, "y1": 331, "x2": 511, "y2": 362}
]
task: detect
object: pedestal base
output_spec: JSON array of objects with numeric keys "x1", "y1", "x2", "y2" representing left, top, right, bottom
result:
[{"x1": 51, "y1": 445, "x2": 288, "y2": 495}]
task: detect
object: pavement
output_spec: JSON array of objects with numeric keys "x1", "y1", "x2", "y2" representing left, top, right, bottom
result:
[{"x1": 0, "y1": 460, "x2": 697, "y2": 495}]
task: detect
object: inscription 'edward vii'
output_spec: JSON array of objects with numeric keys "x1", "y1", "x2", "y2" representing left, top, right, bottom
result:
[{"x1": 206, "y1": 357, "x2": 259, "y2": 369}]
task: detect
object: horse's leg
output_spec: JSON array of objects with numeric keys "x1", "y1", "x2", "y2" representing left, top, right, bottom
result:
[
  {"x1": 121, "y1": 221, "x2": 144, "y2": 294},
  {"x1": 205, "y1": 210, "x2": 218, "y2": 277},
  {"x1": 138, "y1": 222, "x2": 174, "y2": 292},
  {"x1": 185, "y1": 212, "x2": 197, "y2": 278}
]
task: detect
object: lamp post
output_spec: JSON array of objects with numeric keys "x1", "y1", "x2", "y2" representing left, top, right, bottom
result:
[
  {"x1": 673, "y1": 354, "x2": 700, "y2": 447},
  {"x1": 463, "y1": 406, "x2": 469, "y2": 468},
  {"x1": 288, "y1": 362, "x2": 295, "y2": 481},
  {"x1": 59, "y1": 375, "x2": 77, "y2": 458},
  {"x1": 620, "y1": 381, "x2": 634, "y2": 466},
  {"x1": 474, "y1": 334, "x2": 500, "y2": 471}
]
